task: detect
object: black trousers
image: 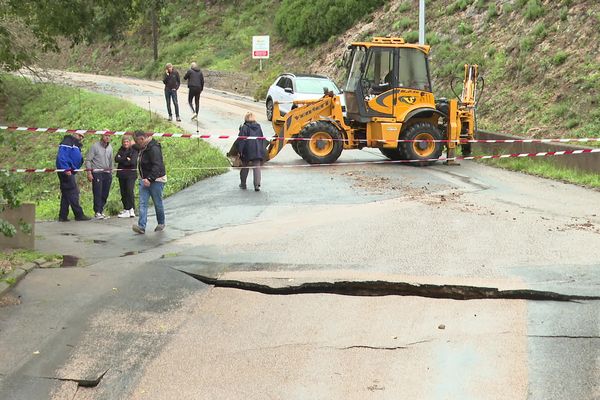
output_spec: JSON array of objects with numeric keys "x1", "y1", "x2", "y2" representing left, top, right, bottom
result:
[
  {"x1": 188, "y1": 87, "x2": 201, "y2": 114},
  {"x1": 92, "y1": 172, "x2": 112, "y2": 214},
  {"x1": 240, "y1": 159, "x2": 262, "y2": 189},
  {"x1": 58, "y1": 173, "x2": 84, "y2": 220},
  {"x1": 118, "y1": 176, "x2": 136, "y2": 210}
]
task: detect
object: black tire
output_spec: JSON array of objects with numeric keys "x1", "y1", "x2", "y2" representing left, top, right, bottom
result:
[
  {"x1": 379, "y1": 147, "x2": 405, "y2": 160},
  {"x1": 461, "y1": 143, "x2": 472, "y2": 156},
  {"x1": 266, "y1": 98, "x2": 273, "y2": 121},
  {"x1": 399, "y1": 122, "x2": 443, "y2": 166},
  {"x1": 291, "y1": 138, "x2": 301, "y2": 156},
  {"x1": 297, "y1": 121, "x2": 344, "y2": 164}
]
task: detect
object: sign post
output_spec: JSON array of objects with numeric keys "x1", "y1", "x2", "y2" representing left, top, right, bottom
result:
[{"x1": 252, "y1": 35, "x2": 270, "y2": 71}]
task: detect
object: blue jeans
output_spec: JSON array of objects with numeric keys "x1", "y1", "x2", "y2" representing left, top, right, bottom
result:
[
  {"x1": 165, "y1": 89, "x2": 179, "y2": 118},
  {"x1": 138, "y1": 180, "x2": 165, "y2": 230}
]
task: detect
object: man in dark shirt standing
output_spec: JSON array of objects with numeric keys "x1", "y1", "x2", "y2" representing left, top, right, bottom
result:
[
  {"x1": 163, "y1": 63, "x2": 181, "y2": 122},
  {"x1": 183, "y1": 61, "x2": 204, "y2": 121}
]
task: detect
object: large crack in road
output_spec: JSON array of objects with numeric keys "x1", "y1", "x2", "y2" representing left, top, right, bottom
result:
[{"x1": 182, "y1": 271, "x2": 600, "y2": 302}]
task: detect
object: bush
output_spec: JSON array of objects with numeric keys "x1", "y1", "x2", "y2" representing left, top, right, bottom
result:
[
  {"x1": 532, "y1": 23, "x2": 547, "y2": 41},
  {"x1": 404, "y1": 31, "x2": 419, "y2": 43},
  {"x1": 487, "y1": 4, "x2": 498, "y2": 20},
  {"x1": 520, "y1": 36, "x2": 535, "y2": 53},
  {"x1": 393, "y1": 17, "x2": 413, "y2": 31},
  {"x1": 448, "y1": 0, "x2": 472, "y2": 15},
  {"x1": 275, "y1": 0, "x2": 385, "y2": 46},
  {"x1": 524, "y1": 0, "x2": 544, "y2": 21},
  {"x1": 458, "y1": 22, "x2": 473, "y2": 35},
  {"x1": 426, "y1": 32, "x2": 441, "y2": 45},
  {"x1": 559, "y1": 7, "x2": 568, "y2": 21},
  {"x1": 551, "y1": 51, "x2": 569, "y2": 66},
  {"x1": 397, "y1": 2, "x2": 411, "y2": 13}
]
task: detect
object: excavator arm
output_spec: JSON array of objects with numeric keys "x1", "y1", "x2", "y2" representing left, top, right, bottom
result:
[{"x1": 447, "y1": 64, "x2": 479, "y2": 153}]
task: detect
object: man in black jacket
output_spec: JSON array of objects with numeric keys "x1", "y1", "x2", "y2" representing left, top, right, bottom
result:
[
  {"x1": 163, "y1": 63, "x2": 181, "y2": 122},
  {"x1": 183, "y1": 62, "x2": 204, "y2": 120},
  {"x1": 132, "y1": 131, "x2": 167, "y2": 234}
]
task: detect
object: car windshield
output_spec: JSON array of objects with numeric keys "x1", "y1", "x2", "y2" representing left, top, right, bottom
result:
[{"x1": 295, "y1": 77, "x2": 341, "y2": 94}]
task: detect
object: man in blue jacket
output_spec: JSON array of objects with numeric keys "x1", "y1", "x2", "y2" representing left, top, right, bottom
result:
[{"x1": 55, "y1": 132, "x2": 91, "y2": 221}]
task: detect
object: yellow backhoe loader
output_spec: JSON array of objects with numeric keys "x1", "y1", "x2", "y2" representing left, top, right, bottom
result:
[{"x1": 267, "y1": 37, "x2": 479, "y2": 165}]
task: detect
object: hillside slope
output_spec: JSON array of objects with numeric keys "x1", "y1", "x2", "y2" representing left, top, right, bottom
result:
[{"x1": 42, "y1": 0, "x2": 600, "y2": 138}]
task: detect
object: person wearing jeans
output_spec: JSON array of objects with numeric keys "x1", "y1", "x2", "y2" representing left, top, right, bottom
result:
[
  {"x1": 163, "y1": 63, "x2": 181, "y2": 122},
  {"x1": 137, "y1": 179, "x2": 165, "y2": 233},
  {"x1": 132, "y1": 130, "x2": 167, "y2": 234}
]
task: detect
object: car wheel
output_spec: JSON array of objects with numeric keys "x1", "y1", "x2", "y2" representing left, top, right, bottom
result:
[{"x1": 266, "y1": 98, "x2": 273, "y2": 121}]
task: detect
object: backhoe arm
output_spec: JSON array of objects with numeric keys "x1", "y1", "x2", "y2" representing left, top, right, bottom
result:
[{"x1": 267, "y1": 95, "x2": 343, "y2": 161}]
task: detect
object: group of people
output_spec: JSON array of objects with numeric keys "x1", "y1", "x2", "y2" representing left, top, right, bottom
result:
[
  {"x1": 54, "y1": 61, "x2": 266, "y2": 234},
  {"x1": 55, "y1": 131, "x2": 167, "y2": 234},
  {"x1": 163, "y1": 62, "x2": 204, "y2": 122}
]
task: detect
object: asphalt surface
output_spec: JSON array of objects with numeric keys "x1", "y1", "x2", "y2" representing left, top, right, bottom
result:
[{"x1": 0, "y1": 71, "x2": 598, "y2": 399}]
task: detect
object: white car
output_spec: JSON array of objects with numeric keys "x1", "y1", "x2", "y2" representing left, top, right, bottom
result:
[{"x1": 265, "y1": 73, "x2": 346, "y2": 121}]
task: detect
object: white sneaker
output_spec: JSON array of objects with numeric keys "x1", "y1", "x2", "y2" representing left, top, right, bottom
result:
[
  {"x1": 191, "y1": 114, "x2": 197, "y2": 120},
  {"x1": 118, "y1": 210, "x2": 130, "y2": 218},
  {"x1": 101, "y1": 213, "x2": 109, "y2": 219},
  {"x1": 129, "y1": 209, "x2": 136, "y2": 218},
  {"x1": 94, "y1": 212, "x2": 104, "y2": 220}
]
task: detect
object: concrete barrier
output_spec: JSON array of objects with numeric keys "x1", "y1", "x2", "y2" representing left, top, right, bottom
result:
[
  {"x1": 0, "y1": 203, "x2": 35, "y2": 250},
  {"x1": 475, "y1": 130, "x2": 600, "y2": 174}
]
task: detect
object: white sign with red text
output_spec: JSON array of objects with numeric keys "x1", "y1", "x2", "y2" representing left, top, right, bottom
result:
[{"x1": 252, "y1": 36, "x2": 270, "y2": 59}]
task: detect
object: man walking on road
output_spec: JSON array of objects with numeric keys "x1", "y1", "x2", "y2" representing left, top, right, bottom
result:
[
  {"x1": 56, "y1": 132, "x2": 91, "y2": 222},
  {"x1": 163, "y1": 63, "x2": 181, "y2": 122},
  {"x1": 132, "y1": 130, "x2": 167, "y2": 234},
  {"x1": 86, "y1": 133, "x2": 113, "y2": 219},
  {"x1": 183, "y1": 61, "x2": 204, "y2": 120}
]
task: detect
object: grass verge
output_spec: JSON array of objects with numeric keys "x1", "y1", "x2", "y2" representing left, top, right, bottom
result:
[
  {"x1": 0, "y1": 75, "x2": 228, "y2": 220},
  {"x1": 479, "y1": 157, "x2": 600, "y2": 189}
]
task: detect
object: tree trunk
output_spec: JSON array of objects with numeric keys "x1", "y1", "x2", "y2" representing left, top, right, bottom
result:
[{"x1": 151, "y1": 7, "x2": 158, "y2": 61}]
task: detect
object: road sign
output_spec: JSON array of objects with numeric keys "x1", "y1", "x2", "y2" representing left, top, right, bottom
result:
[{"x1": 252, "y1": 36, "x2": 270, "y2": 59}]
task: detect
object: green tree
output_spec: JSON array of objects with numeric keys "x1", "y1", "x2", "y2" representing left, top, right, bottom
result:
[
  {"x1": 275, "y1": 0, "x2": 384, "y2": 47},
  {"x1": 0, "y1": 0, "x2": 137, "y2": 72},
  {"x1": 0, "y1": 0, "x2": 136, "y2": 236}
]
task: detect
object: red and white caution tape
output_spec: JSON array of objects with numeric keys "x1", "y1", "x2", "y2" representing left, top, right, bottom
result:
[
  {"x1": 3, "y1": 148, "x2": 599, "y2": 173},
  {"x1": 1, "y1": 125, "x2": 600, "y2": 144}
]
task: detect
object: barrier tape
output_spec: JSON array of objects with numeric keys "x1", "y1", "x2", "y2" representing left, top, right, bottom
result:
[
  {"x1": 1, "y1": 125, "x2": 599, "y2": 144},
  {"x1": 3, "y1": 148, "x2": 600, "y2": 173}
]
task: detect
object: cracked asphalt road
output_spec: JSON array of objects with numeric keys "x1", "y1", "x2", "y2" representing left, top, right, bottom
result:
[{"x1": 0, "y1": 71, "x2": 598, "y2": 399}]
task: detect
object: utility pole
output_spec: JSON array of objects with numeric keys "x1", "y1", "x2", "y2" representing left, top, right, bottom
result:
[{"x1": 419, "y1": 0, "x2": 426, "y2": 45}]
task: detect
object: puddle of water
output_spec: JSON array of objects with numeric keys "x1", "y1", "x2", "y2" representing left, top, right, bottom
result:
[{"x1": 61, "y1": 255, "x2": 80, "y2": 268}]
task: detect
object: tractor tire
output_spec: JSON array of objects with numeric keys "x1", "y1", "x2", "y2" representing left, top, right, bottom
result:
[
  {"x1": 291, "y1": 138, "x2": 301, "y2": 156},
  {"x1": 399, "y1": 122, "x2": 443, "y2": 166},
  {"x1": 379, "y1": 147, "x2": 405, "y2": 161},
  {"x1": 297, "y1": 121, "x2": 344, "y2": 164},
  {"x1": 461, "y1": 143, "x2": 472, "y2": 157},
  {"x1": 266, "y1": 98, "x2": 274, "y2": 121}
]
